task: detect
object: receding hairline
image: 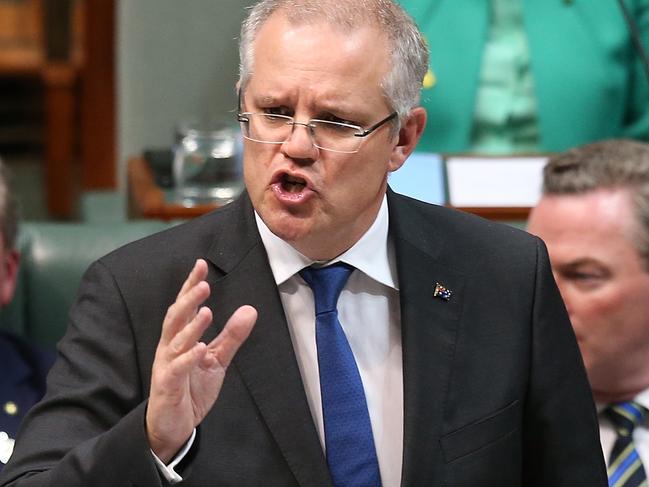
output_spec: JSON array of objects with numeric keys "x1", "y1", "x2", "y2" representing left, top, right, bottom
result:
[
  {"x1": 241, "y1": 7, "x2": 394, "y2": 111},
  {"x1": 539, "y1": 139, "x2": 649, "y2": 271},
  {"x1": 240, "y1": 0, "x2": 416, "y2": 78},
  {"x1": 260, "y1": 0, "x2": 402, "y2": 31}
]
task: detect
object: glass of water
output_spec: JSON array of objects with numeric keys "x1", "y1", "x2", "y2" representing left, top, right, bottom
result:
[{"x1": 173, "y1": 119, "x2": 244, "y2": 206}]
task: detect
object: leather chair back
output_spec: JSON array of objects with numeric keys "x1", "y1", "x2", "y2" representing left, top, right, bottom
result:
[{"x1": 0, "y1": 221, "x2": 173, "y2": 345}]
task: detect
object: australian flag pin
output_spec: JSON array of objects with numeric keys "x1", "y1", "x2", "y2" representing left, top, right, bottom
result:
[{"x1": 433, "y1": 282, "x2": 452, "y2": 301}]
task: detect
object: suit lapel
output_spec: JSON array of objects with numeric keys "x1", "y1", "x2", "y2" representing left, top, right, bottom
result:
[
  {"x1": 203, "y1": 194, "x2": 332, "y2": 487},
  {"x1": 388, "y1": 192, "x2": 465, "y2": 486}
]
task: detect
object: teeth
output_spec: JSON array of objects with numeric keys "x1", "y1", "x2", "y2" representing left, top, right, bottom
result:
[
  {"x1": 281, "y1": 174, "x2": 306, "y2": 193},
  {"x1": 284, "y1": 175, "x2": 305, "y2": 184}
]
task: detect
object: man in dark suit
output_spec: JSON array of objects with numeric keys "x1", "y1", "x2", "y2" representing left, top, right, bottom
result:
[
  {"x1": 0, "y1": 0, "x2": 606, "y2": 485},
  {"x1": 528, "y1": 140, "x2": 649, "y2": 485},
  {"x1": 0, "y1": 161, "x2": 55, "y2": 471}
]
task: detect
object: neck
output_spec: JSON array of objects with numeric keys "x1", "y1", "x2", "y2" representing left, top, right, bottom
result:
[{"x1": 593, "y1": 386, "x2": 647, "y2": 404}]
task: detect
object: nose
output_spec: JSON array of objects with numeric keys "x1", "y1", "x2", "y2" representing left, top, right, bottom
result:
[{"x1": 281, "y1": 121, "x2": 318, "y2": 161}]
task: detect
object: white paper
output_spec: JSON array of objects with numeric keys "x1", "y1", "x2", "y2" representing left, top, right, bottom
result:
[{"x1": 446, "y1": 156, "x2": 547, "y2": 207}]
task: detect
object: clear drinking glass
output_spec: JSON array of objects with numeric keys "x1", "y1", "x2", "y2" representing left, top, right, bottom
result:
[{"x1": 173, "y1": 119, "x2": 244, "y2": 206}]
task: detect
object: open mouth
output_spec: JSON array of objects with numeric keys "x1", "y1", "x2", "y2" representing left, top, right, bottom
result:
[{"x1": 280, "y1": 173, "x2": 307, "y2": 193}]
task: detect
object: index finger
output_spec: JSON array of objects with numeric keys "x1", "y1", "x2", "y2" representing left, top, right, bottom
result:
[{"x1": 176, "y1": 259, "x2": 209, "y2": 300}]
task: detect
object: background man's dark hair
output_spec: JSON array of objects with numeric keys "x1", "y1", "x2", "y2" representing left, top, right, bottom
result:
[{"x1": 542, "y1": 139, "x2": 649, "y2": 269}]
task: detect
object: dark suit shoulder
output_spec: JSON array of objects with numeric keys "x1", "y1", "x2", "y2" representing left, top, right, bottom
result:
[
  {"x1": 388, "y1": 191, "x2": 539, "y2": 272},
  {"x1": 99, "y1": 196, "x2": 254, "y2": 275}
]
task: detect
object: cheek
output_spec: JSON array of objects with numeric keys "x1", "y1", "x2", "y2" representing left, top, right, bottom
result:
[
  {"x1": 243, "y1": 148, "x2": 273, "y2": 189},
  {"x1": 339, "y1": 152, "x2": 390, "y2": 188},
  {"x1": 567, "y1": 292, "x2": 617, "y2": 368},
  {"x1": 564, "y1": 287, "x2": 624, "y2": 333},
  {"x1": 324, "y1": 163, "x2": 388, "y2": 209}
]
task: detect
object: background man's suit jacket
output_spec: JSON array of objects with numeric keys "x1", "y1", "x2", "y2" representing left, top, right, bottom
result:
[
  {"x1": 0, "y1": 190, "x2": 607, "y2": 486},
  {"x1": 0, "y1": 332, "x2": 54, "y2": 472}
]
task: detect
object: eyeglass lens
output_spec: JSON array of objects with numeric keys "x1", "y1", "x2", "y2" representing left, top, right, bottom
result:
[{"x1": 241, "y1": 114, "x2": 362, "y2": 153}]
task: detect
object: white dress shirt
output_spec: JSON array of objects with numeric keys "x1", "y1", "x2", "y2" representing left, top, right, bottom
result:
[
  {"x1": 156, "y1": 195, "x2": 404, "y2": 486},
  {"x1": 598, "y1": 388, "x2": 649, "y2": 470},
  {"x1": 256, "y1": 195, "x2": 403, "y2": 487}
]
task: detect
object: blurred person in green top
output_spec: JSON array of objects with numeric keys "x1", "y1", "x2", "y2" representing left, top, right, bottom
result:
[{"x1": 399, "y1": 0, "x2": 649, "y2": 154}]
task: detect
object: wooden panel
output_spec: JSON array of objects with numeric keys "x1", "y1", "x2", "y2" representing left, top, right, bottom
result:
[
  {"x1": 0, "y1": 0, "x2": 84, "y2": 218},
  {"x1": 0, "y1": 0, "x2": 44, "y2": 74},
  {"x1": 80, "y1": 0, "x2": 116, "y2": 190},
  {"x1": 43, "y1": 63, "x2": 78, "y2": 218},
  {"x1": 453, "y1": 206, "x2": 531, "y2": 221},
  {"x1": 0, "y1": 0, "x2": 42, "y2": 44}
]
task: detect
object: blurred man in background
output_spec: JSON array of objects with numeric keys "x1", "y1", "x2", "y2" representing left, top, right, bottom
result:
[
  {"x1": 0, "y1": 160, "x2": 54, "y2": 471},
  {"x1": 528, "y1": 139, "x2": 649, "y2": 486}
]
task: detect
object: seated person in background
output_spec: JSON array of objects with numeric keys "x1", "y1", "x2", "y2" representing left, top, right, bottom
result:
[
  {"x1": 400, "y1": 0, "x2": 649, "y2": 154},
  {"x1": 0, "y1": 161, "x2": 55, "y2": 471},
  {"x1": 528, "y1": 139, "x2": 649, "y2": 485}
]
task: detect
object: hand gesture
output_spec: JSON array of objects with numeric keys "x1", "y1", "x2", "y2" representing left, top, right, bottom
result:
[{"x1": 146, "y1": 259, "x2": 257, "y2": 463}]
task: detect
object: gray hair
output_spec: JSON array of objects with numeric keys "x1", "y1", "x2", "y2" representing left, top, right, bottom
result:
[
  {"x1": 238, "y1": 0, "x2": 429, "y2": 122},
  {"x1": 542, "y1": 139, "x2": 649, "y2": 269}
]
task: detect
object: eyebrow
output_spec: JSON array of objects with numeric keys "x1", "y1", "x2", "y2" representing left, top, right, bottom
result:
[
  {"x1": 246, "y1": 91, "x2": 367, "y2": 119},
  {"x1": 555, "y1": 258, "x2": 607, "y2": 271}
]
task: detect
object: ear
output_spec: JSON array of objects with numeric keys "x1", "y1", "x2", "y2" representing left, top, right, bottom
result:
[
  {"x1": 0, "y1": 249, "x2": 19, "y2": 307},
  {"x1": 388, "y1": 107, "x2": 427, "y2": 173}
]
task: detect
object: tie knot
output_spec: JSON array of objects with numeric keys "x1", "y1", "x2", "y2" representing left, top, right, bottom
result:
[
  {"x1": 607, "y1": 401, "x2": 647, "y2": 437},
  {"x1": 299, "y1": 263, "x2": 354, "y2": 315}
]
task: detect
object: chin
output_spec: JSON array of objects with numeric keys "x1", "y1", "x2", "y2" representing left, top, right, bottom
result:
[{"x1": 264, "y1": 211, "x2": 312, "y2": 243}]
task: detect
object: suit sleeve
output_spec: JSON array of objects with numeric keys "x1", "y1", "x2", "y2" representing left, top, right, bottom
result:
[
  {"x1": 0, "y1": 260, "x2": 166, "y2": 487},
  {"x1": 522, "y1": 238, "x2": 608, "y2": 485}
]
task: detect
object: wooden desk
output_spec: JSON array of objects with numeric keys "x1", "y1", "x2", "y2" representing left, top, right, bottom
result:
[
  {"x1": 454, "y1": 206, "x2": 530, "y2": 221},
  {"x1": 127, "y1": 156, "x2": 220, "y2": 220},
  {"x1": 128, "y1": 155, "x2": 531, "y2": 222}
]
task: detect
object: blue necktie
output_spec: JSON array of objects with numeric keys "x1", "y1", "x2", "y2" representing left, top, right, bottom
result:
[
  {"x1": 300, "y1": 263, "x2": 381, "y2": 487},
  {"x1": 606, "y1": 401, "x2": 648, "y2": 487}
]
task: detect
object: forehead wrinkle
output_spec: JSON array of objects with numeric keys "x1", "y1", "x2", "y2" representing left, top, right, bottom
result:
[
  {"x1": 249, "y1": 83, "x2": 374, "y2": 119},
  {"x1": 261, "y1": 95, "x2": 277, "y2": 105}
]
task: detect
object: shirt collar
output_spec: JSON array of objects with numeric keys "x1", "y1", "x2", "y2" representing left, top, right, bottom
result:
[
  {"x1": 635, "y1": 388, "x2": 649, "y2": 412},
  {"x1": 255, "y1": 195, "x2": 398, "y2": 290}
]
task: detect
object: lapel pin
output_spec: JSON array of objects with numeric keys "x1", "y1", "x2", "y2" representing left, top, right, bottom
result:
[{"x1": 433, "y1": 282, "x2": 452, "y2": 301}]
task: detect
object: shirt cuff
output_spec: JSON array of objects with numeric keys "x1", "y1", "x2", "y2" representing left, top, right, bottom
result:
[{"x1": 150, "y1": 429, "x2": 197, "y2": 483}]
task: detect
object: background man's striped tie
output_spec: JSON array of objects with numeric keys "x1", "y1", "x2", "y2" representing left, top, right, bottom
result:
[{"x1": 607, "y1": 402, "x2": 647, "y2": 487}]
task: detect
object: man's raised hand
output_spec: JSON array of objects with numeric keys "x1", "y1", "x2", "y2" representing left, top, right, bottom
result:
[{"x1": 146, "y1": 259, "x2": 257, "y2": 463}]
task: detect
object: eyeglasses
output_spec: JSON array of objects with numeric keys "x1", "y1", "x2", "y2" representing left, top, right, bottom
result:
[{"x1": 237, "y1": 111, "x2": 398, "y2": 154}]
